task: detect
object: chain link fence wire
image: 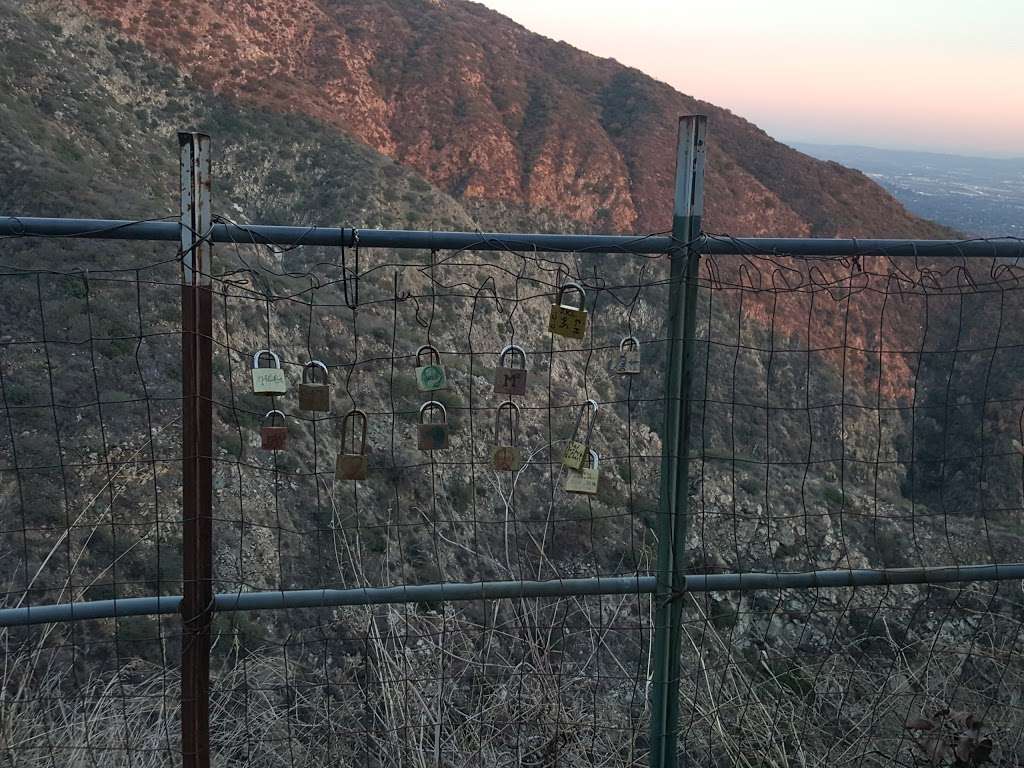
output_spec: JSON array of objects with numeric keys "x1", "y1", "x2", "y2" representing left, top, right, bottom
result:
[{"x1": 2, "y1": 227, "x2": 1024, "y2": 766}]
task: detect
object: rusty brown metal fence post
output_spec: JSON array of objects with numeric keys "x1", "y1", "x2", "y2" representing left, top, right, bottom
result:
[{"x1": 179, "y1": 131, "x2": 213, "y2": 768}]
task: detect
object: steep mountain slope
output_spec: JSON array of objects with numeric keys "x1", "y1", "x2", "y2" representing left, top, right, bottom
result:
[{"x1": 73, "y1": 0, "x2": 954, "y2": 238}]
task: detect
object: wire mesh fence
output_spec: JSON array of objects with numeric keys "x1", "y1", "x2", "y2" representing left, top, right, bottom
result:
[{"x1": 2, "y1": 217, "x2": 1024, "y2": 766}]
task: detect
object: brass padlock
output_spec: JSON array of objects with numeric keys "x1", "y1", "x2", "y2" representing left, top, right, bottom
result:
[
  {"x1": 260, "y1": 409, "x2": 288, "y2": 450},
  {"x1": 251, "y1": 349, "x2": 287, "y2": 395},
  {"x1": 298, "y1": 360, "x2": 331, "y2": 412},
  {"x1": 336, "y1": 409, "x2": 369, "y2": 481},
  {"x1": 494, "y1": 344, "x2": 528, "y2": 396},
  {"x1": 548, "y1": 281, "x2": 587, "y2": 339},
  {"x1": 415, "y1": 345, "x2": 447, "y2": 392},
  {"x1": 417, "y1": 400, "x2": 450, "y2": 451},
  {"x1": 614, "y1": 336, "x2": 641, "y2": 375},
  {"x1": 493, "y1": 401, "x2": 523, "y2": 472},
  {"x1": 565, "y1": 450, "x2": 600, "y2": 495},
  {"x1": 562, "y1": 399, "x2": 598, "y2": 470}
]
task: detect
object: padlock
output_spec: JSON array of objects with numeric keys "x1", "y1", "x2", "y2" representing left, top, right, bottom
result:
[
  {"x1": 417, "y1": 400, "x2": 450, "y2": 451},
  {"x1": 493, "y1": 401, "x2": 523, "y2": 472},
  {"x1": 548, "y1": 281, "x2": 588, "y2": 339},
  {"x1": 614, "y1": 336, "x2": 641, "y2": 375},
  {"x1": 565, "y1": 450, "x2": 600, "y2": 495},
  {"x1": 415, "y1": 345, "x2": 447, "y2": 392},
  {"x1": 336, "y1": 409, "x2": 369, "y2": 481},
  {"x1": 260, "y1": 409, "x2": 288, "y2": 450},
  {"x1": 251, "y1": 350, "x2": 287, "y2": 395},
  {"x1": 493, "y1": 344, "x2": 528, "y2": 396},
  {"x1": 562, "y1": 399, "x2": 598, "y2": 470},
  {"x1": 298, "y1": 360, "x2": 331, "y2": 412}
]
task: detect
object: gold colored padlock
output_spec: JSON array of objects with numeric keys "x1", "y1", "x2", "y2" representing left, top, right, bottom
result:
[
  {"x1": 260, "y1": 409, "x2": 288, "y2": 451},
  {"x1": 565, "y1": 450, "x2": 600, "y2": 495},
  {"x1": 562, "y1": 399, "x2": 598, "y2": 470},
  {"x1": 417, "y1": 400, "x2": 450, "y2": 451},
  {"x1": 614, "y1": 336, "x2": 641, "y2": 375},
  {"x1": 298, "y1": 360, "x2": 331, "y2": 412},
  {"x1": 415, "y1": 344, "x2": 447, "y2": 392},
  {"x1": 251, "y1": 349, "x2": 287, "y2": 395},
  {"x1": 336, "y1": 409, "x2": 369, "y2": 481},
  {"x1": 494, "y1": 344, "x2": 528, "y2": 396},
  {"x1": 493, "y1": 401, "x2": 523, "y2": 472},
  {"x1": 548, "y1": 281, "x2": 588, "y2": 339}
]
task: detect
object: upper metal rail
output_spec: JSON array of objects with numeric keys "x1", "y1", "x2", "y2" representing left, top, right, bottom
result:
[{"x1": 1, "y1": 216, "x2": 1021, "y2": 258}]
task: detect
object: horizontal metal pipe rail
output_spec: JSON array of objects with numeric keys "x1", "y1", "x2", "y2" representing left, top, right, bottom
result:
[
  {"x1": 2, "y1": 216, "x2": 1021, "y2": 258},
  {"x1": 3, "y1": 563, "x2": 1023, "y2": 627}
]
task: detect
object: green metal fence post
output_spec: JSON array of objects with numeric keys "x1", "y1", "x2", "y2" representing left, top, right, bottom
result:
[{"x1": 650, "y1": 114, "x2": 707, "y2": 768}]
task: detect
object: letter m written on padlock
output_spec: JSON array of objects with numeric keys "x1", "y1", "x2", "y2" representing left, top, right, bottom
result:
[
  {"x1": 252, "y1": 349, "x2": 287, "y2": 395},
  {"x1": 494, "y1": 344, "x2": 528, "y2": 396},
  {"x1": 548, "y1": 282, "x2": 588, "y2": 340},
  {"x1": 336, "y1": 409, "x2": 369, "y2": 480},
  {"x1": 417, "y1": 401, "x2": 450, "y2": 451}
]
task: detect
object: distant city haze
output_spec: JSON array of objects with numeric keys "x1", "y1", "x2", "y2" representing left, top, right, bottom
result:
[{"x1": 476, "y1": 0, "x2": 1024, "y2": 158}]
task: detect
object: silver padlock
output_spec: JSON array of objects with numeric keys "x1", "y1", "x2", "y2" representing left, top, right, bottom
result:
[
  {"x1": 417, "y1": 400, "x2": 450, "y2": 451},
  {"x1": 493, "y1": 401, "x2": 523, "y2": 472},
  {"x1": 548, "y1": 281, "x2": 588, "y2": 339},
  {"x1": 494, "y1": 344, "x2": 528, "y2": 396},
  {"x1": 614, "y1": 336, "x2": 640, "y2": 375},
  {"x1": 336, "y1": 409, "x2": 369, "y2": 481},
  {"x1": 562, "y1": 399, "x2": 598, "y2": 470},
  {"x1": 251, "y1": 349, "x2": 287, "y2": 395},
  {"x1": 565, "y1": 449, "x2": 600, "y2": 495},
  {"x1": 298, "y1": 360, "x2": 331, "y2": 412},
  {"x1": 415, "y1": 345, "x2": 447, "y2": 392}
]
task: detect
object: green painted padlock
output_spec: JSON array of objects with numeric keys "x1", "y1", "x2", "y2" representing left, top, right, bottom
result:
[
  {"x1": 493, "y1": 401, "x2": 523, "y2": 472},
  {"x1": 548, "y1": 281, "x2": 588, "y2": 339},
  {"x1": 336, "y1": 409, "x2": 369, "y2": 481},
  {"x1": 562, "y1": 399, "x2": 598, "y2": 470},
  {"x1": 251, "y1": 349, "x2": 287, "y2": 395},
  {"x1": 415, "y1": 344, "x2": 447, "y2": 392},
  {"x1": 565, "y1": 450, "x2": 600, "y2": 495},
  {"x1": 417, "y1": 401, "x2": 450, "y2": 451},
  {"x1": 614, "y1": 336, "x2": 641, "y2": 375}
]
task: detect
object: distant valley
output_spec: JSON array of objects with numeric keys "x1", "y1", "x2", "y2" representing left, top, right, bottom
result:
[{"x1": 792, "y1": 142, "x2": 1024, "y2": 237}]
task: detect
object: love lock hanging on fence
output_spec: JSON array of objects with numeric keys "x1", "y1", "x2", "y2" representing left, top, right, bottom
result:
[
  {"x1": 415, "y1": 344, "x2": 447, "y2": 392},
  {"x1": 493, "y1": 344, "x2": 528, "y2": 396},
  {"x1": 493, "y1": 400, "x2": 523, "y2": 472},
  {"x1": 298, "y1": 360, "x2": 331, "y2": 412},
  {"x1": 260, "y1": 409, "x2": 288, "y2": 450},
  {"x1": 565, "y1": 449, "x2": 600, "y2": 495},
  {"x1": 562, "y1": 398, "x2": 598, "y2": 470},
  {"x1": 251, "y1": 349, "x2": 287, "y2": 395},
  {"x1": 614, "y1": 336, "x2": 641, "y2": 375},
  {"x1": 335, "y1": 408, "x2": 369, "y2": 480},
  {"x1": 548, "y1": 281, "x2": 588, "y2": 339},
  {"x1": 417, "y1": 400, "x2": 450, "y2": 451}
]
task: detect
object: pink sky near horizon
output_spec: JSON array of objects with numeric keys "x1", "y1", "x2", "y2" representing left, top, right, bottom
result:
[{"x1": 476, "y1": 0, "x2": 1024, "y2": 157}]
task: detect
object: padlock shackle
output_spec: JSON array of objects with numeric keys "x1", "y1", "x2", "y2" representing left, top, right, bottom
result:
[
  {"x1": 555, "y1": 281, "x2": 585, "y2": 309},
  {"x1": 415, "y1": 344, "x2": 442, "y2": 367},
  {"x1": 262, "y1": 409, "x2": 287, "y2": 426},
  {"x1": 498, "y1": 344, "x2": 527, "y2": 370},
  {"x1": 419, "y1": 400, "x2": 447, "y2": 424},
  {"x1": 619, "y1": 336, "x2": 640, "y2": 352},
  {"x1": 340, "y1": 409, "x2": 368, "y2": 454},
  {"x1": 302, "y1": 359, "x2": 329, "y2": 384},
  {"x1": 570, "y1": 398, "x2": 600, "y2": 444},
  {"x1": 586, "y1": 449, "x2": 600, "y2": 470},
  {"x1": 253, "y1": 349, "x2": 282, "y2": 369},
  {"x1": 494, "y1": 401, "x2": 521, "y2": 445}
]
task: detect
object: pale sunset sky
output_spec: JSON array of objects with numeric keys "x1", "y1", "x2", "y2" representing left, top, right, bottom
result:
[{"x1": 476, "y1": 0, "x2": 1024, "y2": 157}]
